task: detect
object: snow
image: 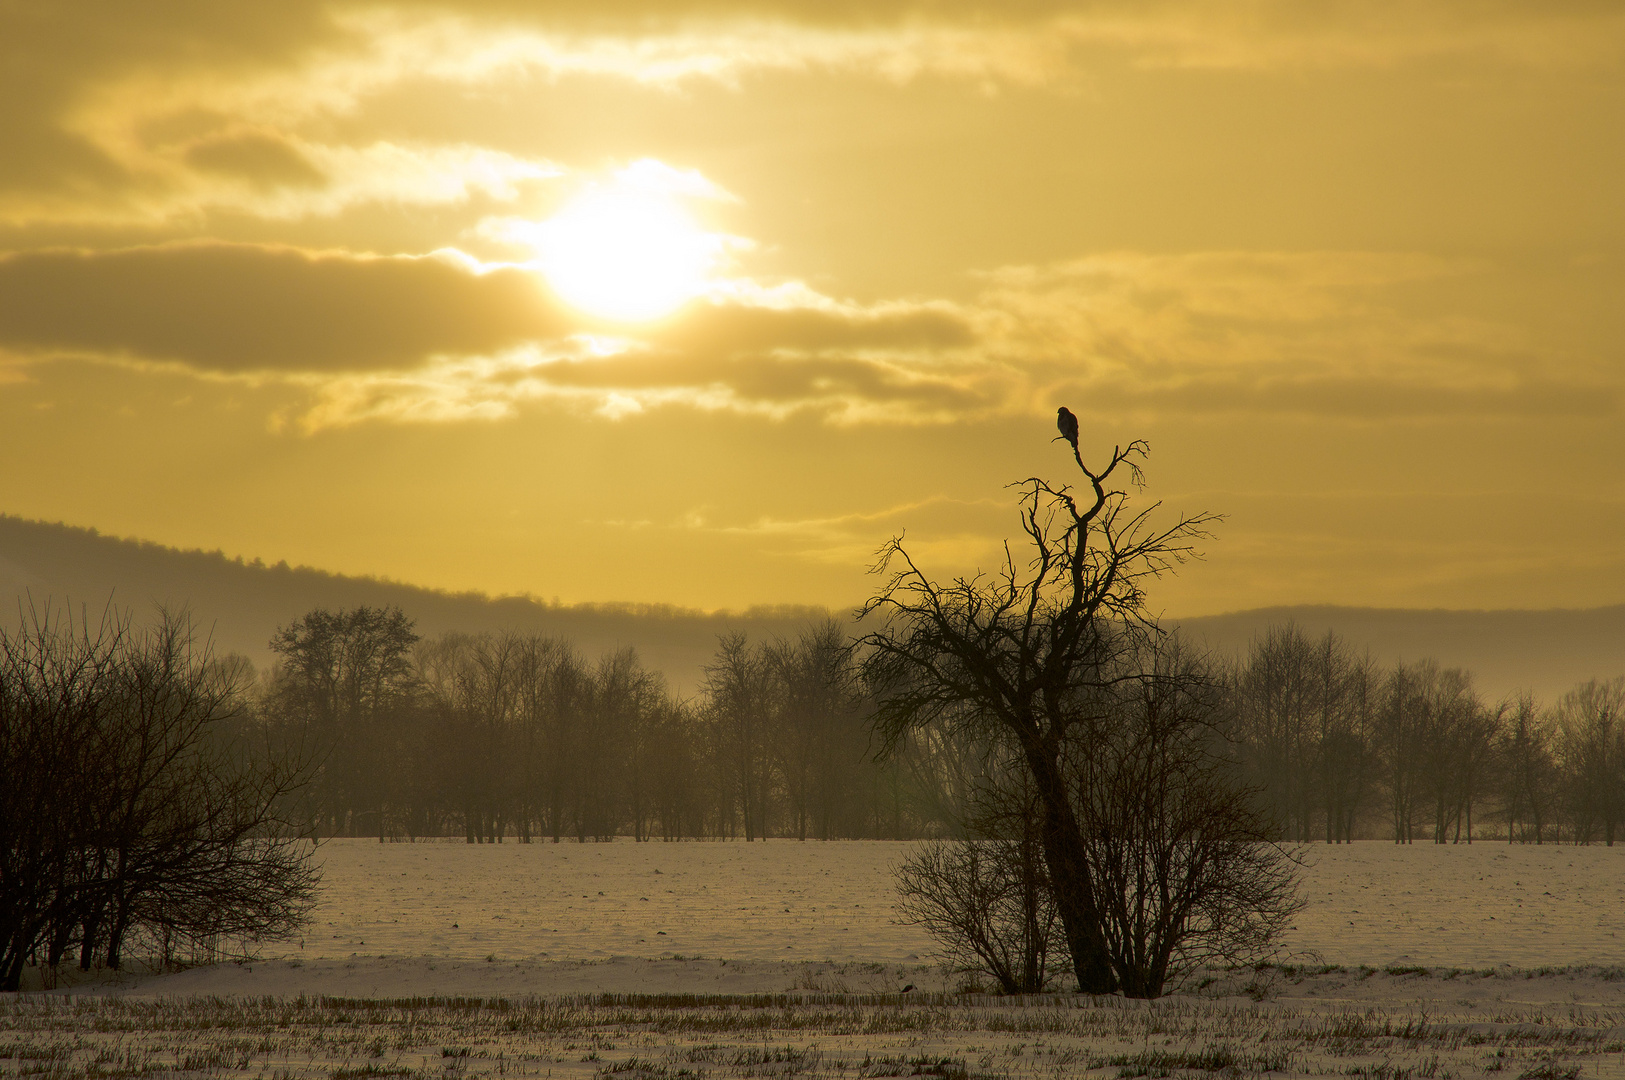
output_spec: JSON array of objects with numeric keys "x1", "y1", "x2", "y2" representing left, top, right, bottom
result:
[
  {"x1": 249, "y1": 838, "x2": 1625, "y2": 971},
  {"x1": 14, "y1": 838, "x2": 1625, "y2": 1080},
  {"x1": 265, "y1": 837, "x2": 934, "y2": 965},
  {"x1": 17, "y1": 838, "x2": 1625, "y2": 1004},
  {"x1": 20, "y1": 963, "x2": 1625, "y2": 1080},
  {"x1": 1288, "y1": 840, "x2": 1625, "y2": 967}
]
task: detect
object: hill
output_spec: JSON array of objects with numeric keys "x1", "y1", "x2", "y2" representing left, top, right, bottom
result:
[
  {"x1": 0, "y1": 515, "x2": 832, "y2": 696},
  {"x1": 3, "y1": 514, "x2": 1621, "y2": 702}
]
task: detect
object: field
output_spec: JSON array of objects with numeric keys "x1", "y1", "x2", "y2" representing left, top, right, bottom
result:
[{"x1": 5, "y1": 841, "x2": 1625, "y2": 1079}]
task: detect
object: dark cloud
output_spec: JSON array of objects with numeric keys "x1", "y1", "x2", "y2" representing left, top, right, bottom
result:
[
  {"x1": 0, "y1": 242, "x2": 977, "y2": 383},
  {"x1": 184, "y1": 131, "x2": 327, "y2": 189},
  {"x1": 0, "y1": 242, "x2": 569, "y2": 372},
  {"x1": 0, "y1": 4, "x2": 343, "y2": 197}
]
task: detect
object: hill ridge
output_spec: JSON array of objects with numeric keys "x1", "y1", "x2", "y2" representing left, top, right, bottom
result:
[{"x1": 4, "y1": 514, "x2": 1622, "y2": 700}]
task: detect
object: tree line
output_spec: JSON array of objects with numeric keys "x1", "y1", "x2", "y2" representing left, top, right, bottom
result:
[
  {"x1": 1231, "y1": 623, "x2": 1625, "y2": 845},
  {"x1": 257, "y1": 612, "x2": 924, "y2": 843},
  {"x1": 252, "y1": 603, "x2": 1625, "y2": 848},
  {"x1": 246, "y1": 603, "x2": 1625, "y2": 848}
]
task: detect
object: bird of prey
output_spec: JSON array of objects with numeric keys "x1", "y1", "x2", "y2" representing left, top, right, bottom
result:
[{"x1": 1056, "y1": 406, "x2": 1079, "y2": 449}]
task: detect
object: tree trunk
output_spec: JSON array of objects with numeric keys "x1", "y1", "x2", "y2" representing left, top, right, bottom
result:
[{"x1": 1024, "y1": 743, "x2": 1116, "y2": 994}]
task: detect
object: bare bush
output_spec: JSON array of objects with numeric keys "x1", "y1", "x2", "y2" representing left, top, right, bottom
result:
[
  {"x1": 895, "y1": 835, "x2": 1065, "y2": 994},
  {"x1": 1075, "y1": 636, "x2": 1303, "y2": 996},
  {"x1": 0, "y1": 602, "x2": 316, "y2": 990}
]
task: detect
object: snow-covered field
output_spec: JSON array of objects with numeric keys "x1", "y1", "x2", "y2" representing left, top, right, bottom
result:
[
  {"x1": 12, "y1": 966, "x2": 1625, "y2": 1079},
  {"x1": 264, "y1": 838, "x2": 1624, "y2": 969},
  {"x1": 9, "y1": 840, "x2": 1625, "y2": 1079}
]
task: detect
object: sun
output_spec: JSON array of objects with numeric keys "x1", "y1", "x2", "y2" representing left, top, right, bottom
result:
[{"x1": 530, "y1": 183, "x2": 717, "y2": 322}]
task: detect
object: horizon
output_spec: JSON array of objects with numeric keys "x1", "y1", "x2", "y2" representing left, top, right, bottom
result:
[
  {"x1": 15, "y1": 509, "x2": 1625, "y2": 621},
  {"x1": 8, "y1": 509, "x2": 1625, "y2": 708}
]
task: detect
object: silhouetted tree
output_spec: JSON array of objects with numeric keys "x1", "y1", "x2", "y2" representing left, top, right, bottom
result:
[
  {"x1": 265, "y1": 606, "x2": 418, "y2": 838},
  {"x1": 0, "y1": 603, "x2": 315, "y2": 991},
  {"x1": 1233, "y1": 625, "x2": 1322, "y2": 840},
  {"x1": 1376, "y1": 661, "x2": 1430, "y2": 842},
  {"x1": 860, "y1": 432, "x2": 1219, "y2": 995},
  {"x1": 896, "y1": 734, "x2": 1063, "y2": 994},
  {"x1": 704, "y1": 633, "x2": 776, "y2": 841},
  {"x1": 1498, "y1": 693, "x2": 1555, "y2": 843},
  {"x1": 1073, "y1": 636, "x2": 1301, "y2": 997},
  {"x1": 1553, "y1": 678, "x2": 1625, "y2": 844}
]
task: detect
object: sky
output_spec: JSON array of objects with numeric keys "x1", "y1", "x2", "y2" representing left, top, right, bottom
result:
[{"x1": 2, "y1": 1, "x2": 1623, "y2": 617}]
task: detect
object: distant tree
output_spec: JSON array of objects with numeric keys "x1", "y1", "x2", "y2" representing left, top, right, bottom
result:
[
  {"x1": 1553, "y1": 678, "x2": 1625, "y2": 844},
  {"x1": 590, "y1": 647, "x2": 663, "y2": 842},
  {"x1": 445, "y1": 632, "x2": 526, "y2": 842},
  {"x1": 643, "y1": 696, "x2": 701, "y2": 840},
  {"x1": 265, "y1": 606, "x2": 419, "y2": 838},
  {"x1": 1415, "y1": 667, "x2": 1496, "y2": 844},
  {"x1": 768, "y1": 619, "x2": 869, "y2": 841},
  {"x1": 1233, "y1": 626, "x2": 1375, "y2": 842},
  {"x1": 1320, "y1": 650, "x2": 1379, "y2": 843},
  {"x1": 1376, "y1": 661, "x2": 1430, "y2": 842},
  {"x1": 1497, "y1": 693, "x2": 1556, "y2": 843},
  {"x1": 508, "y1": 634, "x2": 576, "y2": 842},
  {"x1": 703, "y1": 633, "x2": 776, "y2": 841},
  {"x1": 1233, "y1": 625, "x2": 1320, "y2": 840}
]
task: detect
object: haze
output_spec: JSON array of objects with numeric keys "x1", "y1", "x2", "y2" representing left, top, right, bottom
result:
[{"x1": 3, "y1": 2, "x2": 1623, "y2": 616}]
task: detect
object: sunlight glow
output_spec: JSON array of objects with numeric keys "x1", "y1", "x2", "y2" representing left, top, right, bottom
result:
[{"x1": 527, "y1": 175, "x2": 721, "y2": 322}]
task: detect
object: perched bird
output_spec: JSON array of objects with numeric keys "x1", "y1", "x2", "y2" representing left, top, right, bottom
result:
[
  {"x1": 1056, "y1": 406, "x2": 1079, "y2": 450},
  {"x1": 901, "y1": 984, "x2": 916, "y2": 993}
]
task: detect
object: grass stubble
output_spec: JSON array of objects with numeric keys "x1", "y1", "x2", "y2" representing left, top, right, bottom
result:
[{"x1": 3, "y1": 964, "x2": 1624, "y2": 1080}]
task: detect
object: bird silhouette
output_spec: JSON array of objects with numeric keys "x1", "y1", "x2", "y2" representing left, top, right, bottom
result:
[{"x1": 1056, "y1": 406, "x2": 1079, "y2": 450}]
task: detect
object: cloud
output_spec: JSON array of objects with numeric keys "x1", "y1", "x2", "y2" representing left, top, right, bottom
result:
[
  {"x1": 0, "y1": 242, "x2": 570, "y2": 372},
  {"x1": 977, "y1": 252, "x2": 1625, "y2": 422},
  {"x1": 2, "y1": 239, "x2": 1616, "y2": 430},
  {"x1": 292, "y1": 305, "x2": 989, "y2": 429},
  {"x1": 5, "y1": 3, "x2": 1622, "y2": 225},
  {"x1": 0, "y1": 239, "x2": 985, "y2": 426}
]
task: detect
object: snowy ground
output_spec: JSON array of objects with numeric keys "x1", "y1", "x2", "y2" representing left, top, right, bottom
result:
[
  {"x1": 261, "y1": 838, "x2": 1624, "y2": 969},
  {"x1": 8, "y1": 841, "x2": 1625, "y2": 1078},
  {"x1": 10, "y1": 965, "x2": 1625, "y2": 1079}
]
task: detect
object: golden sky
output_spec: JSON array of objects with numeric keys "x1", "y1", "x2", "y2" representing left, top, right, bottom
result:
[{"x1": 3, "y1": 1, "x2": 1623, "y2": 615}]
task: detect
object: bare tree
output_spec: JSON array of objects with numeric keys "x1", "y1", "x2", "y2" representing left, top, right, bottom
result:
[
  {"x1": 1376, "y1": 662, "x2": 1429, "y2": 842},
  {"x1": 1074, "y1": 636, "x2": 1302, "y2": 996},
  {"x1": 767, "y1": 619, "x2": 869, "y2": 841},
  {"x1": 1233, "y1": 625, "x2": 1319, "y2": 840},
  {"x1": 264, "y1": 606, "x2": 418, "y2": 839},
  {"x1": 703, "y1": 633, "x2": 777, "y2": 841},
  {"x1": 1498, "y1": 693, "x2": 1555, "y2": 843},
  {"x1": 1553, "y1": 678, "x2": 1625, "y2": 844},
  {"x1": 0, "y1": 602, "x2": 316, "y2": 990},
  {"x1": 895, "y1": 833, "x2": 1063, "y2": 993},
  {"x1": 860, "y1": 432, "x2": 1218, "y2": 994}
]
